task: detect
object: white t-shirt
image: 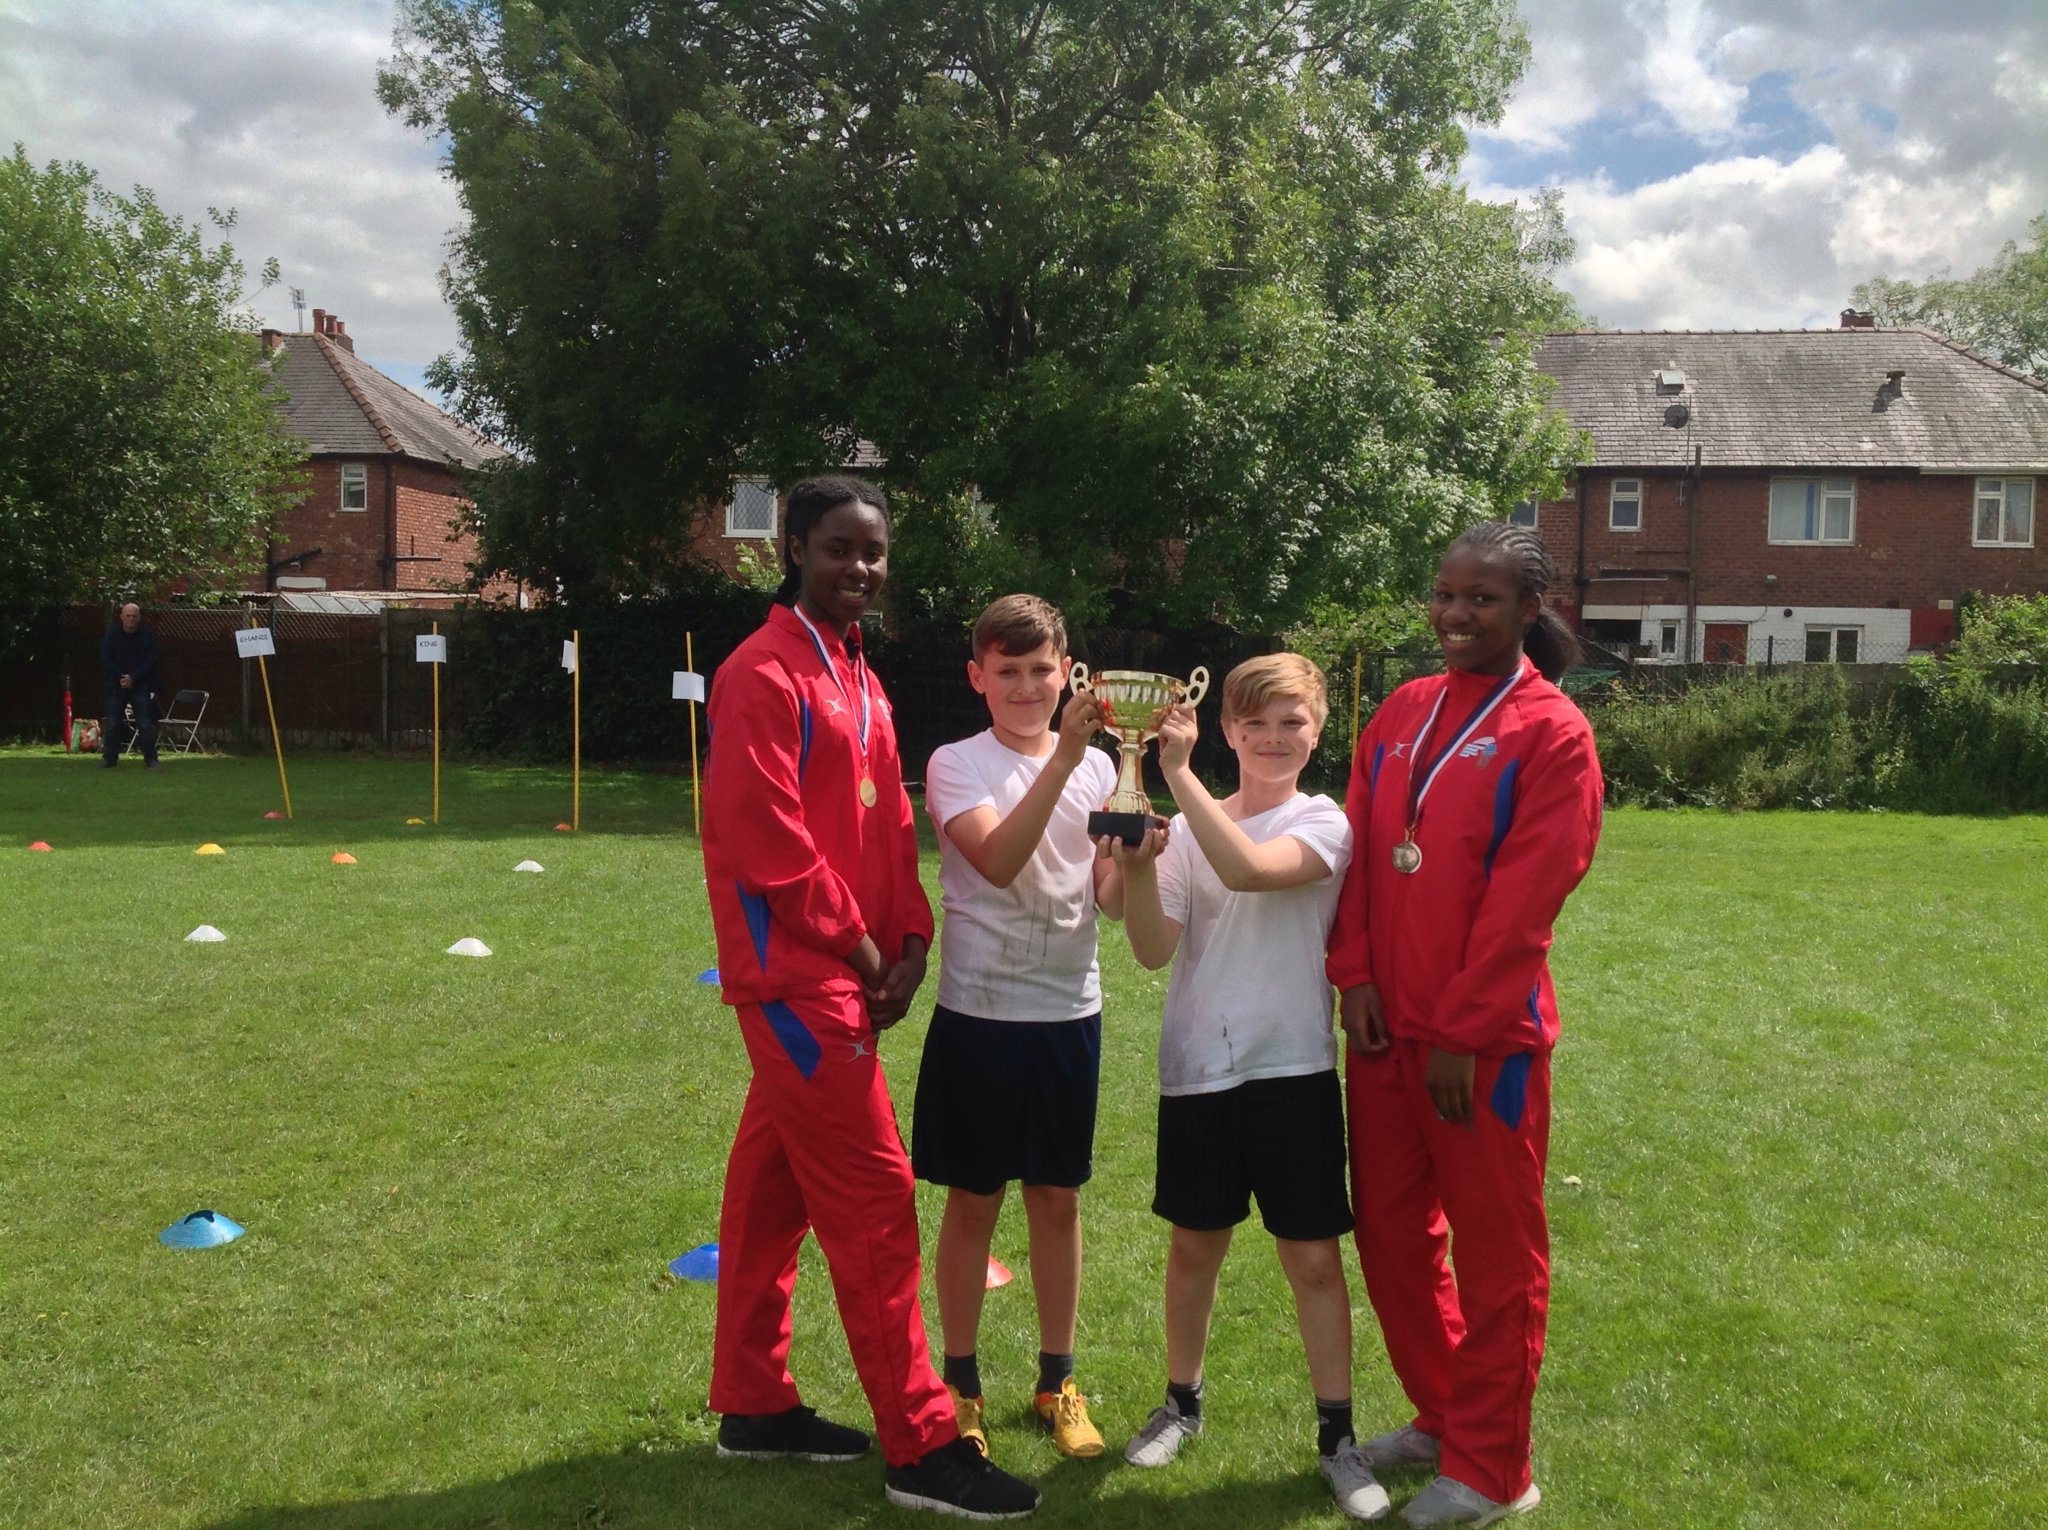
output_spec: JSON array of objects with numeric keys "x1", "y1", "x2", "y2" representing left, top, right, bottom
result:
[
  {"x1": 1154, "y1": 793, "x2": 1353, "y2": 1096},
  {"x1": 926, "y1": 730, "x2": 1120, "y2": 1021}
]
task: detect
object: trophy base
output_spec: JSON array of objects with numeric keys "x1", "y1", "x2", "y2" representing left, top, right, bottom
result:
[{"x1": 1089, "y1": 809, "x2": 1167, "y2": 847}]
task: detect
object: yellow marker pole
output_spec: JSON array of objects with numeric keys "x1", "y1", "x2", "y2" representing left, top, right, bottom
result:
[
  {"x1": 571, "y1": 627, "x2": 581, "y2": 832},
  {"x1": 252, "y1": 615, "x2": 293, "y2": 819},
  {"x1": 686, "y1": 631, "x2": 702, "y2": 837},
  {"x1": 431, "y1": 620, "x2": 441, "y2": 825}
]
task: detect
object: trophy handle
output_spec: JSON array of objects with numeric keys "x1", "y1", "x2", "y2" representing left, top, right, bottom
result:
[
  {"x1": 1069, "y1": 660, "x2": 1091, "y2": 694},
  {"x1": 1183, "y1": 665, "x2": 1210, "y2": 706}
]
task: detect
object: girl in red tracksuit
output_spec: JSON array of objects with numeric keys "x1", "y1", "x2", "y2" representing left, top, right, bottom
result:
[
  {"x1": 1326, "y1": 522, "x2": 1603, "y2": 1529},
  {"x1": 701, "y1": 475, "x2": 1038, "y2": 1520}
]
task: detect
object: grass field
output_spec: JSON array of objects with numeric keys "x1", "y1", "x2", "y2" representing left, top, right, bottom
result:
[{"x1": 2, "y1": 748, "x2": 2044, "y2": 1528}]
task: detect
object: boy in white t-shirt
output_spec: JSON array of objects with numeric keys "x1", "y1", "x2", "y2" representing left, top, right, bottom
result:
[
  {"x1": 912, "y1": 595, "x2": 1121, "y2": 1461},
  {"x1": 1112, "y1": 653, "x2": 1388, "y2": 1522}
]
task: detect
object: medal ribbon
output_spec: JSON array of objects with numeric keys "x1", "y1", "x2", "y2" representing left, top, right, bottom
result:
[
  {"x1": 789, "y1": 603, "x2": 873, "y2": 756},
  {"x1": 1402, "y1": 662, "x2": 1526, "y2": 834}
]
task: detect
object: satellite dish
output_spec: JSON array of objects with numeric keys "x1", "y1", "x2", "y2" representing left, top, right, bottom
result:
[{"x1": 1663, "y1": 403, "x2": 1691, "y2": 428}]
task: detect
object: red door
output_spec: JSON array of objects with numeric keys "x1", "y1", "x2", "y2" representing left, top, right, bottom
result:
[{"x1": 1703, "y1": 623, "x2": 1747, "y2": 664}]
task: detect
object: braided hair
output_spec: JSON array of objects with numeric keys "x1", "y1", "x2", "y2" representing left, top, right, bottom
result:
[
  {"x1": 774, "y1": 475, "x2": 891, "y2": 606},
  {"x1": 1445, "y1": 522, "x2": 1580, "y2": 682}
]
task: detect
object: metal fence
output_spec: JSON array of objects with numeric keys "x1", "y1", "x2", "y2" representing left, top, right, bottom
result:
[{"x1": 1, "y1": 604, "x2": 1932, "y2": 771}]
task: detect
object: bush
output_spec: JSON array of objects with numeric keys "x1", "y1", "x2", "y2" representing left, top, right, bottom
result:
[
  {"x1": 1885, "y1": 662, "x2": 2048, "y2": 813},
  {"x1": 1593, "y1": 667, "x2": 1880, "y2": 811},
  {"x1": 1589, "y1": 633, "x2": 2048, "y2": 814}
]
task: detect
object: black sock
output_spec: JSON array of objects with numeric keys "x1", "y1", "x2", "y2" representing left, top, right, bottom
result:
[
  {"x1": 1316, "y1": 1397, "x2": 1354, "y2": 1457},
  {"x1": 943, "y1": 1353, "x2": 982, "y2": 1399},
  {"x1": 1166, "y1": 1379, "x2": 1204, "y2": 1421},
  {"x1": 1036, "y1": 1351, "x2": 1075, "y2": 1396}
]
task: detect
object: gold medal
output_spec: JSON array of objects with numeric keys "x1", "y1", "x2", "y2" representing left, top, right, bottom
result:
[
  {"x1": 859, "y1": 775, "x2": 878, "y2": 808},
  {"x1": 1392, "y1": 837, "x2": 1422, "y2": 874}
]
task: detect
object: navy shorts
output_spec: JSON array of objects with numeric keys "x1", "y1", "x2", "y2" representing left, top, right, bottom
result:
[
  {"x1": 1153, "y1": 1070, "x2": 1352, "y2": 1240},
  {"x1": 911, "y1": 1005, "x2": 1102, "y2": 1194}
]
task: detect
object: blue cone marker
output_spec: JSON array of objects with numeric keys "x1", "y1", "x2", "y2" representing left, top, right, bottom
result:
[
  {"x1": 696, "y1": 968, "x2": 720, "y2": 985},
  {"x1": 669, "y1": 1243, "x2": 719, "y2": 1282},
  {"x1": 161, "y1": 1210, "x2": 245, "y2": 1249}
]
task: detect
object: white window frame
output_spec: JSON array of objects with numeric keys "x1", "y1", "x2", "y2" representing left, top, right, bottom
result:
[
  {"x1": 1508, "y1": 499, "x2": 1538, "y2": 528},
  {"x1": 724, "y1": 478, "x2": 778, "y2": 539},
  {"x1": 338, "y1": 463, "x2": 368, "y2": 512},
  {"x1": 1659, "y1": 620, "x2": 1680, "y2": 657},
  {"x1": 1609, "y1": 478, "x2": 1642, "y2": 533},
  {"x1": 1804, "y1": 626, "x2": 1862, "y2": 664},
  {"x1": 1973, "y1": 477, "x2": 2035, "y2": 548},
  {"x1": 1769, "y1": 477, "x2": 1855, "y2": 545}
]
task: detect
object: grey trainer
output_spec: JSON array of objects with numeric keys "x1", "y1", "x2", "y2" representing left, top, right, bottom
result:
[
  {"x1": 1360, "y1": 1423, "x2": 1442, "y2": 1472},
  {"x1": 1400, "y1": 1475, "x2": 1540, "y2": 1527},
  {"x1": 1122, "y1": 1398, "x2": 1201, "y2": 1468},
  {"x1": 1321, "y1": 1438, "x2": 1393, "y2": 1521}
]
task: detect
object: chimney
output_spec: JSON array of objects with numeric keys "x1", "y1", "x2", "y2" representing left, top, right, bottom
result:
[
  {"x1": 312, "y1": 307, "x2": 327, "y2": 334},
  {"x1": 330, "y1": 317, "x2": 353, "y2": 353},
  {"x1": 260, "y1": 327, "x2": 286, "y2": 352},
  {"x1": 1840, "y1": 309, "x2": 1876, "y2": 329}
]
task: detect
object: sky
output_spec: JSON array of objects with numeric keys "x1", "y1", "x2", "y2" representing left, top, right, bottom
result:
[{"x1": 4, "y1": 0, "x2": 2046, "y2": 399}]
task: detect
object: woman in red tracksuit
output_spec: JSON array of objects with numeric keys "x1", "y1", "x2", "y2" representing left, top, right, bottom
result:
[
  {"x1": 701, "y1": 475, "x2": 1039, "y2": 1520},
  {"x1": 1327, "y1": 522, "x2": 1603, "y2": 1529}
]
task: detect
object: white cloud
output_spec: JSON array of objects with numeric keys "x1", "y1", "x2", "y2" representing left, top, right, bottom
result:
[
  {"x1": 1476, "y1": 0, "x2": 2048, "y2": 328},
  {"x1": 0, "y1": 0, "x2": 461, "y2": 377}
]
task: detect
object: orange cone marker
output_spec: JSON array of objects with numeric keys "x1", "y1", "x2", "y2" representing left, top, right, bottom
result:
[
  {"x1": 28, "y1": 841, "x2": 52, "y2": 852},
  {"x1": 985, "y1": 1258, "x2": 1014, "y2": 1290},
  {"x1": 331, "y1": 852, "x2": 357, "y2": 865}
]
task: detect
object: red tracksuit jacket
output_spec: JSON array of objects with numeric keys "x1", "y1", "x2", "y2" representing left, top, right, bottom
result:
[
  {"x1": 703, "y1": 604, "x2": 934, "y2": 1006},
  {"x1": 1325, "y1": 659, "x2": 1603, "y2": 1057}
]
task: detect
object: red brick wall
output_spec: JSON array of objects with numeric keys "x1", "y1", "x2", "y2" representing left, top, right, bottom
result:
[
  {"x1": 269, "y1": 457, "x2": 481, "y2": 592},
  {"x1": 391, "y1": 459, "x2": 481, "y2": 591},
  {"x1": 1534, "y1": 469, "x2": 2046, "y2": 616},
  {"x1": 688, "y1": 493, "x2": 778, "y2": 579}
]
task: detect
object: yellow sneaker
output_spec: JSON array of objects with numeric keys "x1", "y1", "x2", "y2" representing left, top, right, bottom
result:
[
  {"x1": 1034, "y1": 1377, "x2": 1105, "y2": 1458},
  {"x1": 948, "y1": 1384, "x2": 988, "y2": 1458}
]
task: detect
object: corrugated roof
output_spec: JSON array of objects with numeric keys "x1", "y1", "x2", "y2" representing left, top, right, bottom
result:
[
  {"x1": 1535, "y1": 328, "x2": 2048, "y2": 472},
  {"x1": 266, "y1": 334, "x2": 506, "y2": 469}
]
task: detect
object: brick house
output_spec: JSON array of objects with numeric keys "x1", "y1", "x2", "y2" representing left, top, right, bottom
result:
[
  {"x1": 1527, "y1": 319, "x2": 2048, "y2": 663},
  {"x1": 258, "y1": 310, "x2": 505, "y2": 602},
  {"x1": 686, "y1": 445, "x2": 890, "y2": 580}
]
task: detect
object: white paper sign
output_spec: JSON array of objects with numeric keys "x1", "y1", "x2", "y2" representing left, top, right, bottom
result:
[
  {"x1": 235, "y1": 627, "x2": 277, "y2": 659},
  {"x1": 561, "y1": 639, "x2": 578, "y2": 673},
  {"x1": 416, "y1": 634, "x2": 448, "y2": 664},
  {"x1": 672, "y1": 670, "x2": 705, "y2": 702}
]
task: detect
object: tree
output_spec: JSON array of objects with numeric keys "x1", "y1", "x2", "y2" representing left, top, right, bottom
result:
[
  {"x1": 1854, "y1": 213, "x2": 2048, "y2": 381},
  {"x1": 382, "y1": 0, "x2": 1583, "y2": 628},
  {"x1": 0, "y1": 148, "x2": 306, "y2": 615}
]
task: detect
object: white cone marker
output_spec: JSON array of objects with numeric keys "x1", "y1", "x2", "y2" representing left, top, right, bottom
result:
[
  {"x1": 184, "y1": 925, "x2": 227, "y2": 943},
  {"x1": 513, "y1": 860, "x2": 544, "y2": 874},
  {"x1": 445, "y1": 937, "x2": 493, "y2": 958}
]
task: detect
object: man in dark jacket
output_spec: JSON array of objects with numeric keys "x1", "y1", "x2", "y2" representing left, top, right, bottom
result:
[{"x1": 101, "y1": 603, "x2": 161, "y2": 768}]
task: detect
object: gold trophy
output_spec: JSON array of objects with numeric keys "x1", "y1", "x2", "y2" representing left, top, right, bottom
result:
[{"x1": 1068, "y1": 662, "x2": 1211, "y2": 843}]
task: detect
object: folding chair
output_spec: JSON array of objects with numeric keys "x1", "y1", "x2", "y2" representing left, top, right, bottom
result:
[{"x1": 149, "y1": 689, "x2": 209, "y2": 755}]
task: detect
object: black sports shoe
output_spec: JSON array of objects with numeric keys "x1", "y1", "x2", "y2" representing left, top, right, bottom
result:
[
  {"x1": 716, "y1": 1405, "x2": 871, "y2": 1461},
  {"x1": 885, "y1": 1436, "x2": 1040, "y2": 1519}
]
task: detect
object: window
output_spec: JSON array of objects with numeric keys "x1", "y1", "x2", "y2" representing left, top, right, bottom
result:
[
  {"x1": 1974, "y1": 477, "x2": 2035, "y2": 547},
  {"x1": 1609, "y1": 479, "x2": 1642, "y2": 532},
  {"x1": 1659, "y1": 621, "x2": 1679, "y2": 657},
  {"x1": 1805, "y1": 626, "x2": 1861, "y2": 663},
  {"x1": 1508, "y1": 499, "x2": 1538, "y2": 528},
  {"x1": 725, "y1": 479, "x2": 777, "y2": 538},
  {"x1": 1769, "y1": 478, "x2": 1854, "y2": 544},
  {"x1": 339, "y1": 463, "x2": 368, "y2": 512}
]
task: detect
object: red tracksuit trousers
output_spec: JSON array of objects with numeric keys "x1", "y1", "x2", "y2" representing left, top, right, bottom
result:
[
  {"x1": 1348, "y1": 1038, "x2": 1552, "y2": 1504},
  {"x1": 710, "y1": 992, "x2": 956, "y2": 1467}
]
